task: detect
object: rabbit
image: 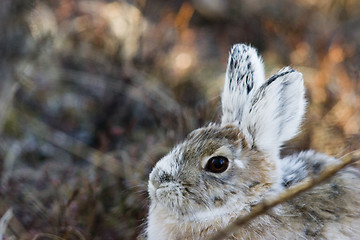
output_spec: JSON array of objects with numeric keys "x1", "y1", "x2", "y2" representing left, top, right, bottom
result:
[{"x1": 145, "y1": 44, "x2": 360, "y2": 240}]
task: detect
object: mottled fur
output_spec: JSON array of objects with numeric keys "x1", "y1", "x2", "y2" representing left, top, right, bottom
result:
[{"x1": 145, "y1": 44, "x2": 360, "y2": 239}]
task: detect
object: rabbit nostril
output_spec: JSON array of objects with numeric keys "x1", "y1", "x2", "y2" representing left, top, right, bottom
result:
[{"x1": 159, "y1": 173, "x2": 172, "y2": 183}]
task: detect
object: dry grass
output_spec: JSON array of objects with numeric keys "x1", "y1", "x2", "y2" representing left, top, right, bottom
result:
[{"x1": 0, "y1": 0, "x2": 359, "y2": 239}]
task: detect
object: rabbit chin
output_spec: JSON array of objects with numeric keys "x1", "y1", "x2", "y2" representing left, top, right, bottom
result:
[
  {"x1": 185, "y1": 197, "x2": 249, "y2": 222},
  {"x1": 152, "y1": 183, "x2": 193, "y2": 217},
  {"x1": 147, "y1": 192, "x2": 251, "y2": 240}
]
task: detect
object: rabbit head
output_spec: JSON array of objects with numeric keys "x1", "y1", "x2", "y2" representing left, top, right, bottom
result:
[{"x1": 148, "y1": 44, "x2": 306, "y2": 223}]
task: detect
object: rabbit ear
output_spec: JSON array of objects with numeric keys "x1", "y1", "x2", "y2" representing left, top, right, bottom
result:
[
  {"x1": 221, "y1": 44, "x2": 265, "y2": 125},
  {"x1": 240, "y1": 67, "x2": 306, "y2": 156}
]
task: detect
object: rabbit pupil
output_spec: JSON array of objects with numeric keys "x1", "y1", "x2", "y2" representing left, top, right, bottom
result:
[{"x1": 206, "y1": 156, "x2": 229, "y2": 173}]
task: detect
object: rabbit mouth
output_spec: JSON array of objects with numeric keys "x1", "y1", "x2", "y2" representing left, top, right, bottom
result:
[
  {"x1": 155, "y1": 183, "x2": 184, "y2": 204},
  {"x1": 155, "y1": 184, "x2": 249, "y2": 222},
  {"x1": 153, "y1": 183, "x2": 192, "y2": 216}
]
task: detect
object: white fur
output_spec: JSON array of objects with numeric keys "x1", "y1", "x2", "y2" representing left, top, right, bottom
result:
[
  {"x1": 221, "y1": 45, "x2": 306, "y2": 159},
  {"x1": 240, "y1": 67, "x2": 306, "y2": 158},
  {"x1": 234, "y1": 159, "x2": 245, "y2": 169},
  {"x1": 145, "y1": 44, "x2": 360, "y2": 240},
  {"x1": 221, "y1": 44, "x2": 265, "y2": 126},
  {"x1": 151, "y1": 145, "x2": 183, "y2": 179},
  {"x1": 221, "y1": 48, "x2": 306, "y2": 187}
]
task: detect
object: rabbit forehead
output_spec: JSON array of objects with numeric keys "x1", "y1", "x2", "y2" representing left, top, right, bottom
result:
[
  {"x1": 186, "y1": 124, "x2": 240, "y2": 143},
  {"x1": 182, "y1": 124, "x2": 243, "y2": 161}
]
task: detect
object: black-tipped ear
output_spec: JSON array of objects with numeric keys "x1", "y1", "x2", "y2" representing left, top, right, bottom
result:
[{"x1": 221, "y1": 44, "x2": 265, "y2": 126}]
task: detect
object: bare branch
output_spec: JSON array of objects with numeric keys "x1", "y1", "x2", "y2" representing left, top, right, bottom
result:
[
  {"x1": 210, "y1": 150, "x2": 360, "y2": 240},
  {"x1": 0, "y1": 208, "x2": 13, "y2": 239}
]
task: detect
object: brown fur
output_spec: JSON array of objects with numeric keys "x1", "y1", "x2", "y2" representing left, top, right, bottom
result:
[{"x1": 146, "y1": 43, "x2": 360, "y2": 239}]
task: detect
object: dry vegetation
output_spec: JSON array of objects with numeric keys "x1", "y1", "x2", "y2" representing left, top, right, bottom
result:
[{"x1": 0, "y1": 0, "x2": 359, "y2": 239}]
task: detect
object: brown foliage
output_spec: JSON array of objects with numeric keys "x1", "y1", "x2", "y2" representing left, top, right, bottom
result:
[{"x1": 0, "y1": 0, "x2": 359, "y2": 239}]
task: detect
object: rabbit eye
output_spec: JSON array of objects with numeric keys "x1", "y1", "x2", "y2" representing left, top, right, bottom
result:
[{"x1": 205, "y1": 156, "x2": 229, "y2": 173}]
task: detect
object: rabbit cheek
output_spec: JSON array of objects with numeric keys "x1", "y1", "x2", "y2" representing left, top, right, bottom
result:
[
  {"x1": 253, "y1": 156, "x2": 277, "y2": 183},
  {"x1": 149, "y1": 175, "x2": 187, "y2": 215}
]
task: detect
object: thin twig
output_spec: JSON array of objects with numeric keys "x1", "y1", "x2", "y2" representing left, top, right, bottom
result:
[
  {"x1": 0, "y1": 81, "x2": 18, "y2": 131},
  {"x1": 0, "y1": 201, "x2": 27, "y2": 238},
  {"x1": 0, "y1": 208, "x2": 13, "y2": 239},
  {"x1": 64, "y1": 227, "x2": 87, "y2": 240},
  {"x1": 210, "y1": 150, "x2": 360, "y2": 240},
  {"x1": 32, "y1": 233, "x2": 65, "y2": 240}
]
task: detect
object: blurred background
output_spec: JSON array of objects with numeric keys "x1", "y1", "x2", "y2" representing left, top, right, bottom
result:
[{"x1": 0, "y1": 0, "x2": 359, "y2": 239}]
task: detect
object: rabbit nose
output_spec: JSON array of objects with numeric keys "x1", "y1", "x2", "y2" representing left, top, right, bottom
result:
[
  {"x1": 150, "y1": 169, "x2": 174, "y2": 188},
  {"x1": 159, "y1": 172, "x2": 173, "y2": 183}
]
